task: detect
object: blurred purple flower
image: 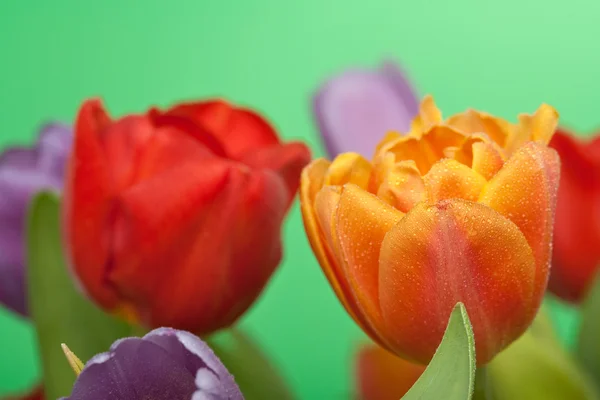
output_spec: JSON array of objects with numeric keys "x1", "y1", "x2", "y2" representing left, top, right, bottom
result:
[
  {"x1": 313, "y1": 61, "x2": 419, "y2": 159},
  {"x1": 0, "y1": 123, "x2": 73, "y2": 317},
  {"x1": 61, "y1": 328, "x2": 244, "y2": 400}
]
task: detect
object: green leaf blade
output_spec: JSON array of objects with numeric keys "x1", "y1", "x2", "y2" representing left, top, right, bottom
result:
[
  {"x1": 26, "y1": 192, "x2": 133, "y2": 399},
  {"x1": 207, "y1": 328, "x2": 296, "y2": 400},
  {"x1": 577, "y1": 271, "x2": 600, "y2": 389},
  {"x1": 402, "y1": 302, "x2": 476, "y2": 400}
]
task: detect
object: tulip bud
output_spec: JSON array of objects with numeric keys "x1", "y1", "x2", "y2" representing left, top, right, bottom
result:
[
  {"x1": 301, "y1": 96, "x2": 560, "y2": 365},
  {"x1": 63, "y1": 99, "x2": 311, "y2": 334},
  {"x1": 60, "y1": 328, "x2": 243, "y2": 400}
]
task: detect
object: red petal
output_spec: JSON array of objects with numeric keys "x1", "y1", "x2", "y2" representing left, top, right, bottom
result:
[
  {"x1": 241, "y1": 142, "x2": 311, "y2": 202},
  {"x1": 165, "y1": 100, "x2": 281, "y2": 160},
  {"x1": 549, "y1": 129, "x2": 600, "y2": 301},
  {"x1": 109, "y1": 159, "x2": 288, "y2": 333},
  {"x1": 63, "y1": 99, "x2": 119, "y2": 309}
]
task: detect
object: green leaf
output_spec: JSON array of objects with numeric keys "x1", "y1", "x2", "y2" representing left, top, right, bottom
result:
[
  {"x1": 577, "y1": 270, "x2": 600, "y2": 387},
  {"x1": 487, "y1": 306, "x2": 600, "y2": 400},
  {"x1": 401, "y1": 302, "x2": 476, "y2": 400},
  {"x1": 26, "y1": 192, "x2": 133, "y2": 399},
  {"x1": 207, "y1": 328, "x2": 296, "y2": 400}
]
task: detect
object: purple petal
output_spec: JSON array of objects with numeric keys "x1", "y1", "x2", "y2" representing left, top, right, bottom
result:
[
  {"x1": 65, "y1": 338, "x2": 197, "y2": 400},
  {"x1": 313, "y1": 60, "x2": 419, "y2": 159},
  {"x1": 0, "y1": 122, "x2": 72, "y2": 317},
  {"x1": 62, "y1": 328, "x2": 243, "y2": 400},
  {"x1": 36, "y1": 123, "x2": 73, "y2": 182}
]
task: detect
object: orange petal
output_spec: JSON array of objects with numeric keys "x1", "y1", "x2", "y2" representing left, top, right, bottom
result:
[
  {"x1": 336, "y1": 184, "x2": 404, "y2": 337},
  {"x1": 446, "y1": 109, "x2": 513, "y2": 148},
  {"x1": 376, "y1": 159, "x2": 426, "y2": 212},
  {"x1": 421, "y1": 125, "x2": 467, "y2": 156},
  {"x1": 379, "y1": 199, "x2": 536, "y2": 365},
  {"x1": 506, "y1": 104, "x2": 559, "y2": 155},
  {"x1": 300, "y1": 159, "x2": 358, "y2": 316},
  {"x1": 479, "y1": 141, "x2": 560, "y2": 317},
  {"x1": 374, "y1": 131, "x2": 403, "y2": 156},
  {"x1": 410, "y1": 95, "x2": 443, "y2": 133},
  {"x1": 324, "y1": 153, "x2": 372, "y2": 189},
  {"x1": 355, "y1": 343, "x2": 425, "y2": 400},
  {"x1": 312, "y1": 185, "x2": 381, "y2": 339},
  {"x1": 423, "y1": 158, "x2": 487, "y2": 203},
  {"x1": 449, "y1": 135, "x2": 505, "y2": 180},
  {"x1": 471, "y1": 141, "x2": 505, "y2": 180}
]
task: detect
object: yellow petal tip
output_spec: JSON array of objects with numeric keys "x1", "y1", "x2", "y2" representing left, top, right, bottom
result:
[{"x1": 62, "y1": 343, "x2": 85, "y2": 376}]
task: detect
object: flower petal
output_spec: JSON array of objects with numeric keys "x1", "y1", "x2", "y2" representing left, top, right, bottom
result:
[
  {"x1": 300, "y1": 159, "x2": 360, "y2": 317},
  {"x1": 505, "y1": 104, "x2": 559, "y2": 155},
  {"x1": 449, "y1": 136, "x2": 505, "y2": 180},
  {"x1": 313, "y1": 62, "x2": 419, "y2": 158},
  {"x1": 67, "y1": 338, "x2": 196, "y2": 400},
  {"x1": 336, "y1": 184, "x2": 403, "y2": 335},
  {"x1": 63, "y1": 99, "x2": 118, "y2": 309},
  {"x1": 379, "y1": 199, "x2": 536, "y2": 365},
  {"x1": 355, "y1": 343, "x2": 425, "y2": 400},
  {"x1": 375, "y1": 158, "x2": 425, "y2": 213},
  {"x1": 165, "y1": 100, "x2": 280, "y2": 160},
  {"x1": 145, "y1": 328, "x2": 242, "y2": 399},
  {"x1": 446, "y1": 109, "x2": 513, "y2": 148},
  {"x1": 548, "y1": 130, "x2": 600, "y2": 301},
  {"x1": 479, "y1": 142, "x2": 560, "y2": 313},
  {"x1": 410, "y1": 95, "x2": 443, "y2": 133},
  {"x1": 423, "y1": 158, "x2": 487, "y2": 203},
  {"x1": 111, "y1": 160, "x2": 288, "y2": 333},
  {"x1": 241, "y1": 141, "x2": 311, "y2": 201},
  {"x1": 323, "y1": 153, "x2": 372, "y2": 189}
]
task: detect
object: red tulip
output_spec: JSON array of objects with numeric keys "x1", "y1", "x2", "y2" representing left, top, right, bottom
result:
[
  {"x1": 63, "y1": 98, "x2": 311, "y2": 334},
  {"x1": 548, "y1": 129, "x2": 600, "y2": 302}
]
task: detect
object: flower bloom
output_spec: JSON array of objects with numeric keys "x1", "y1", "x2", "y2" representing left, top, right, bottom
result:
[
  {"x1": 63, "y1": 99, "x2": 311, "y2": 334},
  {"x1": 548, "y1": 129, "x2": 600, "y2": 302},
  {"x1": 300, "y1": 96, "x2": 560, "y2": 365},
  {"x1": 313, "y1": 61, "x2": 419, "y2": 158},
  {"x1": 0, "y1": 124, "x2": 72, "y2": 317},
  {"x1": 60, "y1": 328, "x2": 243, "y2": 400},
  {"x1": 355, "y1": 343, "x2": 424, "y2": 399}
]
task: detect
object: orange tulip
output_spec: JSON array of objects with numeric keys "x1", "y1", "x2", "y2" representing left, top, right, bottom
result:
[
  {"x1": 300, "y1": 96, "x2": 560, "y2": 365},
  {"x1": 355, "y1": 343, "x2": 424, "y2": 400},
  {"x1": 63, "y1": 98, "x2": 311, "y2": 334}
]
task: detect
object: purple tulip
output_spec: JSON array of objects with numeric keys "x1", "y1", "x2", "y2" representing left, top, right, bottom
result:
[
  {"x1": 0, "y1": 123, "x2": 73, "y2": 317},
  {"x1": 61, "y1": 328, "x2": 244, "y2": 400},
  {"x1": 313, "y1": 61, "x2": 420, "y2": 159}
]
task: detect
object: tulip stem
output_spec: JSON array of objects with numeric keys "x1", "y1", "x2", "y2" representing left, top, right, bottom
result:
[{"x1": 473, "y1": 366, "x2": 494, "y2": 400}]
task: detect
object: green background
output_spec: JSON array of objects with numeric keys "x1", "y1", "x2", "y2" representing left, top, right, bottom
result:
[{"x1": 0, "y1": 0, "x2": 595, "y2": 398}]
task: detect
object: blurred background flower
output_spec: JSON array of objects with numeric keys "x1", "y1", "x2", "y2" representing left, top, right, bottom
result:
[
  {"x1": 63, "y1": 98, "x2": 311, "y2": 334},
  {"x1": 548, "y1": 129, "x2": 600, "y2": 303},
  {"x1": 312, "y1": 61, "x2": 419, "y2": 159},
  {"x1": 61, "y1": 327, "x2": 243, "y2": 400},
  {"x1": 354, "y1": 342, "x2": 424, "y2": 399},
  {"x1": 0, "y1": 124, "x2": 72, "y2": 317}
]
